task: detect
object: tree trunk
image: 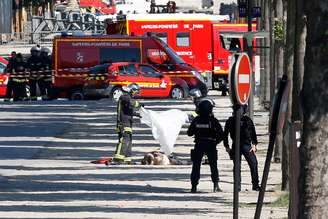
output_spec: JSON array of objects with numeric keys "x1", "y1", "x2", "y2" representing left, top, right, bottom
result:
[
  {"x1": 281, "y1": 0, "x2": 296, "y2": 191},
  {"x1": 273, "y1": 0, "x2": 284, "y2": 163},
  {"x1": 299, "y1": 1, "x2": 328, "y2": 217}
]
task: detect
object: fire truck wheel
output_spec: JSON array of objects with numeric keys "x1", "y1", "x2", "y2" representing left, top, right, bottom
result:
[
  {"x1": 170, "y1": 86, "x2": 184, "y2": 99},
  {"x1": 111, "y1": 87, "x2": 123, "y2": 102},
  {"x1": 70, "y1": 89, "x2": 84, "y2": 100},
  {"x1": 222, "y1": 90, "x2": 227, "y2": 96}
]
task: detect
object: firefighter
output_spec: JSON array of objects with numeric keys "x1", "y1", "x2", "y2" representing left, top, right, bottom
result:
[
  {"x1": 39, "y1": 47, "x2": 52, "y2": 100},
  {"x1": 223, "y1": 104, "x2": 261, "y2": 191},
  {"x1": 187, "y1": 99, "x2": 224, "y2": 193},
  {"x1": 11, "y1": 53, "x2": 28, "y2": 101},
  {"x1": 113, "y1": 84, "x2": 143, "y2": 163},
  {"x1": 27, "y1": 46, "x2": 43, "y2": 101},
  {"x1": 4, "y1": 51, "x2": 17, "y2": 102}
]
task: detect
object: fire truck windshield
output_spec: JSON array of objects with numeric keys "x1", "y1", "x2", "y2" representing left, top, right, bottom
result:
[{"x1": 164, "y1": 45, "x2": 185, "y2": 64}]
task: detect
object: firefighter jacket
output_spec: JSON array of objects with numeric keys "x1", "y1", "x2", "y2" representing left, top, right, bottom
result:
[
  {"x1": 187, "y1": 115, "x2": 224, "y2": 145},
  {"x1": 41, "y1": 55, "x2": 52, "y2": 81},
  {"x1": 223, "y1": 114, "x2": 258, "y2": 150},
  {"x1": 116, "y1": 93, "x2": 141, "y2": 129},
  {"x1": 27, "y1": 56, "x2": 43, "y2": 80},
  {"x1": 11, "y1": 61, "x2": 28, "y2": 83}
]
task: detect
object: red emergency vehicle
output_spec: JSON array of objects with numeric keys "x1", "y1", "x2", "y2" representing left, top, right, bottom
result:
[
  {"x1": 85, "y1": 62, "x2": 188, "y2": 100},
  {"x1": 79, "y1": 0, "x2": 116, "y2": 14},
  {"x1": 120, "y1": 13, "x2": 256, "y2": 95},
  {"x1": 0, "y1": 57, "x2": 9, "y2": 97},
  {"x1": 52, "y1": 34, "x2": 207, "y2": 99}
]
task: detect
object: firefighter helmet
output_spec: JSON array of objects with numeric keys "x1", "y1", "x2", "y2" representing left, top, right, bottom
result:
[
  {"x1": 40, "y1": 47, "x2": 51, "y2": 55},
  {"x1": 122, "y1": 83, "x2": 140, "y2": 95},
  {"x1": 30, "y1": 46, "x2": 41, "y2": 53}
]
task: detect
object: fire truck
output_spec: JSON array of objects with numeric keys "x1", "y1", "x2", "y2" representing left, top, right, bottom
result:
[
  {"x1": 116, "y1": 13, "x2": 256, "y2": 95},
  {"x1": 52, "y1": 34, "x2": 207, "y2": 99},
  {"x1": 79, "y1": 0, "x2": 116, "y2": 14}
]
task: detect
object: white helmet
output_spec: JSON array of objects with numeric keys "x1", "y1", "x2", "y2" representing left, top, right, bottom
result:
[
  {"x1": 122, "y1": 83, "x2": 140, "y2": 95},
  {"x1": 30, "y1": 46, "x2": 41, "y2": 53}
]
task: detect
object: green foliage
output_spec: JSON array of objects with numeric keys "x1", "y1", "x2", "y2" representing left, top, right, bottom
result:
[
  {"x1": 274, "y1": 18, "x2": 285, "y2": 43},
  {"x1": 268, "y1": 192, "x2": 289, "y2": 207},
  {"x1": 22, "y1": 0, "x2": 52, "y2": 7}
]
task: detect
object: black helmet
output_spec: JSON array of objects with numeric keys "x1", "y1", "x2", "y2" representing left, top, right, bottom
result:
[{"x1": 198, "y1": 99, "x2": 214, "y2": 116}]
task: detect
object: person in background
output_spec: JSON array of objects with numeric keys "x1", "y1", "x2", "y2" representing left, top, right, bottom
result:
[
  {"x1": 187, "y1": 99, "x2": 224, "y2": 193},
  {"x1": 223, "y1": 104, "x2": 261, "y2": 191},
  {"x1": 27, "y1": 46, "x2": 43, "y2": 101},
  {"x1": 4, "y1": 51, "x2": 17, "y2": 102},
  {"x1": 39, "y1": 47, "x2": 52, "y2": 100},
  {"x1": 10, "y1": 53, "x2": 27, "y2": 101}
]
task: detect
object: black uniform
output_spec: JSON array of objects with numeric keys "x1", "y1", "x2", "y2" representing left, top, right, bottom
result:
[
  {"x1": 26, "y1": 55, "x2": 43, "y2": 100},
  {"x1": 113, "y1": 93, "x2": 141, "y2": 162},
  {"x1": 4, "y1": 57, "x2": 17, "y2": 100},
  {"x1": 39, "y1": 55, "x2": 52, "y2": 99},
  {"x1": 11, "y1": 60, "x2": 28, "y2": 101},
  {"x1": 223, "y1": 114, "x2": 260, "y2": 190},
  {"x1": 187, "y1": 113, "x2": 224, "y2": 190}
]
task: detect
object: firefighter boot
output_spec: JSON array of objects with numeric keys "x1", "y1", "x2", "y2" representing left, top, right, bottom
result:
[
  {"x1": 191, "y1": 184, "x2": 197, "y2": 193},
  {"x1": 213, "y1": 182, "x2": 222, "y2": 192}
]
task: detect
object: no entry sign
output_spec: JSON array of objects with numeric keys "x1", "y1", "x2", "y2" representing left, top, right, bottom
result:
[{"x1": 229, "y1": 53, "x2": 251, "y2": 105}]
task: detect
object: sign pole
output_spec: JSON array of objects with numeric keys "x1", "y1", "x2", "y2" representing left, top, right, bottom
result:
[
  {"x1": 233, "y1": 104, "x2": 241, "y2": 219},
  {"x1": 247, "y1": 0, "x2": 254, "y2": 120},
  {"x1": 229, "y1": 52, "x2": 251, "y2": 219}
]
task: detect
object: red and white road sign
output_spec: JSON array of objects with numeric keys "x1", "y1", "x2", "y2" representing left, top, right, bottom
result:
[{"x1": 229, "y1": 53, "x2": 251, "y2": 105}]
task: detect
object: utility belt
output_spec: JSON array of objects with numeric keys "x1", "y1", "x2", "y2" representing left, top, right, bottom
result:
[{"x1": 195, "y1": 137, "x2": 217, "y2": 143}]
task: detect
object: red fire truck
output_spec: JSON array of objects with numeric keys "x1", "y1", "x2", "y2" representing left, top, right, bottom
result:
[
  {"x1": 118, "y1": 13, "x2": 256, "y2": 95},
  {"x1": 52, "y1": 34, "x2": 207, "y2": 99},
  {"x1": 79, "y1": 0, "x2": 116, "y2": 14}
]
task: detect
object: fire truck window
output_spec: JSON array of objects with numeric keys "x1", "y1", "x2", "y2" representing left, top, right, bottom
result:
[
  {"x1": 176, "y1": 32, "x2": 190, "y2": 47},
  {"x1": 100, "y1": 48, "x2": 141, "y2": 64},
  {"x1": 140, "y1": 65, "x2": 161, "y2": 77},
  {"x1": 146, "y1": 49, "x2": 170, "y2": 65},
  {"x1": 153, "y1": 32, "x2": 168, "y2": 44}
]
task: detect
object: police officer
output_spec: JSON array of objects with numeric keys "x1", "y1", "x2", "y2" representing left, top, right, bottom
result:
[
  {"x1": 39, "y1": 47, "x2": 52, "y2": 100},
  {"x1": 4, "y1": 51, "x2": 17, "y2": 102},
  {"x1": 187, "y1": 99, "x2": 224, "y2": 193},
  {"x1": 113, "y1": 84, "x2": 143, "y2": 163},
  {"x1": 223, "y1": 105, "x2": 261, "y2": 191},
  {"x1": 27, "y1": 46, "x2": 43, "y2": 101}
]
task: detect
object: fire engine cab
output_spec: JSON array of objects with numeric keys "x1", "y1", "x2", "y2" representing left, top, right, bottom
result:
[{"x1": 115, "y1": 13, "x2": 256, "y2": 95}]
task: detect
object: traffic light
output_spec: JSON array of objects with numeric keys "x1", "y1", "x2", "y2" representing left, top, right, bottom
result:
[
  {"x1": 238, "y1": 0, "x2": 248, "y2": 18},
  {"x1": 238, "y1": 0, "x2": 261, "y2": 18}
]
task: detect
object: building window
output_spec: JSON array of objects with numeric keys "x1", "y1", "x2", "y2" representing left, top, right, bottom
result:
[{"x1": 176, "y1": 32, "x2": 190, "y2": 47}]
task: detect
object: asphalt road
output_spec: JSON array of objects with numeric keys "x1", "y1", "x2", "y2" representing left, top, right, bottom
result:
[{"x1": 0, "y1": 93, "x2": 288, "y2": 218}]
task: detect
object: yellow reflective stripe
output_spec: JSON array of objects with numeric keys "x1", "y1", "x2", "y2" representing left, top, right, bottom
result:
[
  {"x1": 124, "y1": 157, "x2": 132, "y2": 162},
  {"x1": 114, "y1": 154, "x2": 125, "y2": 160},
  {"x1": 191, "y1": 111, "x2": 198, "y2": 117},
  {"x1": 123, "y1": 127, "x2": 132, "y2": 133},
  {"x1": 134, "y1": 101, "x2": 140, "y2": 108}
]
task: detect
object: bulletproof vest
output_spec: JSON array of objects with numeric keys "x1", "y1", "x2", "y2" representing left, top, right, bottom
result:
[{"x1": 194, "y1": 117, "x2": 216, "y2": 142}]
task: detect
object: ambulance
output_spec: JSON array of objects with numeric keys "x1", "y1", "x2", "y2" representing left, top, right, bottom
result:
[
  {"x1": 52, "y1": 34, "x2": 207, "y2": 99},
  {"x1": 117, "y1": 13, "x2": 257, "y2": 95}
]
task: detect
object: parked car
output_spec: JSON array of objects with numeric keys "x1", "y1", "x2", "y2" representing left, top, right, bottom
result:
[
  {"x1": 83, "y1": 62, "x2": 190, "y2": 100},
  {"x1": 0, "y1": 57, "x2": 9, "y2": 97}
]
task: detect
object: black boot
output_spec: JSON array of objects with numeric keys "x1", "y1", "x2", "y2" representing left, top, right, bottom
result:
[
  {"x1": 213, "y1": 182, "x2": 222, "y2": 192},
  {"x1": 191, "y1": 185, "x2": 197, "y2": 193}
]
